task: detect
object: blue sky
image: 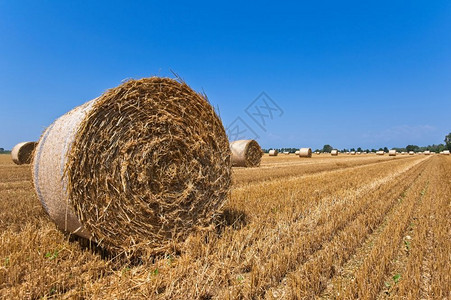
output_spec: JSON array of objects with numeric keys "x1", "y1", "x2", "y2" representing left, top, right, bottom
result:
[{"x1": 1, "y1": 1, "x2": 450, "y2": 150}]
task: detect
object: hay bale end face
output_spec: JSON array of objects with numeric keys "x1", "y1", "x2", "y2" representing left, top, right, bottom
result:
[
  {"x1": 442, "y1": 150, "x2": 450, "y2": 155},
  {"x1": 376, "y1": 151, "x2": 384, "y2": 155},
  {"x1": 350, "y1": 151, "x2": 356, "y2": 155},
  {"x1": 331, "y1": 149, "x2": 338, "y2": 156},
  {"x1": 299, "y1": 148, "x2": 312, "y2": 158},
  {"x1": 268, "y1": 149, "x2": 278, "y2": 156},
  {"x1": 389, "y1": 150, "x2": 397, "y2": 156},
  {"x1": 33, "y1": 77, "x2": 232, "y2": 256},
  {"x1": 230, "y1": 139, "x2": 262, "y2": 167},
  {"x1": 11, "y1": 141, "x2": 37, "y2": 165}
]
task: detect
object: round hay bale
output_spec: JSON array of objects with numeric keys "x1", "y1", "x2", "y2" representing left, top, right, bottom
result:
[
  {"x1": 11, "y1": 141, "x2": 37, "y2": 165},
  {"x1": 32, "y1": 77, "x2": 231, "y2": 256},
  {"x1": 442, "y1": 150, "x2": 450, "y2": 155},
  {"x1": 268, "y1": 149, "x2": 278, "y2": 156},
  {"x1": 389, "y1": 150, "x2": 397, "y2": 156},
  {"x1": 299, "y1": 148, "x2": 312, "y2": 158},
  {"x1": 424, "y1": 150, "x2": 431, "y2": 155},
  {"x1": 331, "y1": 149, "x2": 338, "y2": 156},
  {"x1": 376, "y1": 151, "x2": 384, "y2": 155},
  {"x1": 230, "y1": 139, "x2": 262, "y2": 167},
  {"x1": 295, "y1": 150, "x2": 300, "y2": 155},
  {"x1": 350, "y1": 151, "x2": 356, "y2": 155},
  {"x1": 408, "y1": 151, "x2": 414, "y2": 155}
]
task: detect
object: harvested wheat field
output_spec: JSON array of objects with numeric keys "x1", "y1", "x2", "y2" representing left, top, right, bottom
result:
[{"x1": 0, "y1": 153, "x2": 450, "y2": 299}]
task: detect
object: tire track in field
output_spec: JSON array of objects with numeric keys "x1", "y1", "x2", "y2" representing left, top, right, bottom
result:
[
  {"x1": 233, "y1": 156, "x2": 415, "y2": 186},
  {"x1": 233, "y1": 156, "x2": 425, "y2": 191},
  {"x1": 321, "y1": 157, "x2": 433, "y2": 299},
  {"x1": 218, "y1": 157, "x2": 429, "y2": 298},
  {"x1": 265, "y1": 158, "x2": 428, "y2": 299}
]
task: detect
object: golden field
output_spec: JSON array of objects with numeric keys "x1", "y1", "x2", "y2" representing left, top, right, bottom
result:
[{"x1": 0, "y1": 153, "x2": 450, "y2": 299}]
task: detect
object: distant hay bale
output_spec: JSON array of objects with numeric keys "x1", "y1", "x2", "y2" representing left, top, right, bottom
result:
[
  {"x1": 32, "y1": 77, "x2": 231, "y2": 256},
  {"x1": 389, "y1": 150, "x2": 397, "y2": 156},
  {"x1": 357, "y1": 152, "x2": 361, "y2": 155},
  {"x1": 268, "y1": 149, "x2": 278, "y2": 156},
  {"x1": 409, "y1": 151, "x2": 414, "y2": 155},
  {"x1": 376, "y1": 151, "x2": 384, "y2": 155},
  {"x1": 424, "y1": 150, "x2": 431, "y2": 155},
  {"x1": 11, "y1": 141, "x2": 37, "y2": 165},
  {"x1": 283, "y1": 151, "x2": 290, "y2": 155},
  {"x1": 331, "y1": 149, "x2": 338, "y2": 156},
  {"x1": 295, "y1": 150, "x2": 300, "y2": 155},
  {"x1": 230, "y1": 139, "x2": 262, "y2": 167},
  {"x1": 350, "y1": 151, "x2": 356, "y2": 155},
  {"x1": 299, "y1": 148, "x2": 312, "y2": 158},
  {"x1": 442, "y1": 150, "x2": 450, "y2": 155}
]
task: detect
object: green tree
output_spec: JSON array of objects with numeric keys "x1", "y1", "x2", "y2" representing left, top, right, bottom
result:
[
  {"x1": 406, "y1": 145, "x2": 419, "y2": 152},
  {"x1": 383, "y1": 147, "x2": 389, "y2": 152},
  {"x1": 445, "y1": 133, "x2": 451, "y2": 150},
  {"x1": 322, "y1": 144, "x2": 333, "y2": 153}
]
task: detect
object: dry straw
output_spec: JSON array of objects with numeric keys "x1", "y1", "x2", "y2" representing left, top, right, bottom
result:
[
  {"x1": 299, "y1": 148, "x2": 312, "y2": 158},
  {"x1": 32, "y1": 77, "x2": 232, "y2": 256},
  {"x1": 376, "y1": 151, "x2": 384, "y2": 155},
  {"x1": 331, "y1": 149, "x2": 338, "y2": 156},
  {"x1": 268, "y1": 149, "x2": 278, "y2": 156},
  {"x1": 229, "y1": 139, "x2": 262, "y2": 167},
  {"x1": 409, "y1": 151, "x2": 414, "y2": 155},
  {"x1": 389, "y1": 150, "x2": 397, "y2": 156},
  {"x1": 443, "y1": 150, "x2": 450, "y2": 155},
  {"x1": 350, "y1": 151, "x2": 356, "y2": 155},
  {"x1": 11, "y1": 141, "x2": 37, "y2": 165},
  {"x1": 295, "y1": 150, "x2": 300, "y2": 155},
  {"x1": 424, "y1": 150, "x2": 431, "y2": 155}
]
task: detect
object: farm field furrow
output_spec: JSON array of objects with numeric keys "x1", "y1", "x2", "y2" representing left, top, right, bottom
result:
[
  {"x1": 233, "y1": 155, "x2": 412, "y2": 186},
  {"x1": 389, "y1": 156, "x2": 451, "y2": 299},
  {"x1": 331, "y1": 159, "x2": 430, "y2": 299},
  {"x1": 0, "y1": 154, "x2": 449, "y2": 299},
  {"x1": 268, "y1": 156, "x2": 428, "y2": 299}
]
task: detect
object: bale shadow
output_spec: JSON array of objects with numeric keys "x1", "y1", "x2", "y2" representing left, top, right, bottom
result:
[{"x1": 68, "y1": 234, "x2": 147, "y2": 267}]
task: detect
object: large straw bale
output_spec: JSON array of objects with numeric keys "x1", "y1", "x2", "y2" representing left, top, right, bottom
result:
[
  {"x1": 230, "y1": 139, "x2": 262, "y2": 167},
  {"x1": 11, "y1": 141, "x2": 37, "y2": 165},
  {"x1": 350, "y1": 151, "x2": 356, "y2": 155},
  {"x1": 389, "y1": 150, "x2": 397, "y2": 156},
  {"x1": 424, "y1": 150, "x2": 431, "y2": 155},
  {"x1": 268, "y1": 149, "x2": 278, "y2": 156},
  {"x1": 442, "y1": 150, "x2": 450, "y2": 155},
  {"x1": 299, "y1": 148, "x2": 312, "y2": 158},
  {"x1": 331, "y1": 149, "x2": 338, "y2": 156},
  {"x1": 32, "y1": 77, "x2": 231, "y2": 256},
  {"x1": 376, "y1": 151, "x2": 384, "y2": 155},
  {"x1": 409, "y1": 151, "x2": 414, "y2": 155}
]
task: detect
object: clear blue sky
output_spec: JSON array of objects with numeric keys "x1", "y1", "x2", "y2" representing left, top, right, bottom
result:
[{"x1": 1, "y1": 1, "x2": 450, "y2": 150}]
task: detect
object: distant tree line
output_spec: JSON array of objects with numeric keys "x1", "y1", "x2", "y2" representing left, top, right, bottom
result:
[
  {"x1": 0, "y1": 148, "x2": 11, "y2": 154},
  {"x1": 262, "y1": 132, "x2": 451, "y2": 153}
]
